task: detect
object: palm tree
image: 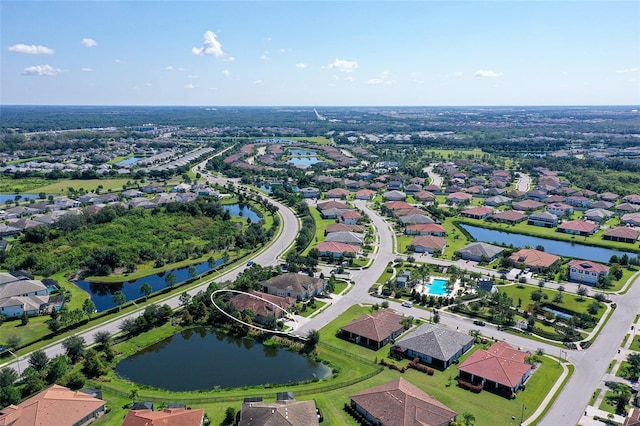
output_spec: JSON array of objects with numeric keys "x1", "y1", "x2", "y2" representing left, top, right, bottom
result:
[
  {"x1": 462, "y1": 412, "x2": 476, "y2": 426},
  {"x1": 128, "y1": 388, "x2": 139, "y2": 404}
]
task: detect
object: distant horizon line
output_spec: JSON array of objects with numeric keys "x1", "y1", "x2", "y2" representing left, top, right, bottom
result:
[{"x1": 1, "y1": 104, "x2": 639, "y2": 109}]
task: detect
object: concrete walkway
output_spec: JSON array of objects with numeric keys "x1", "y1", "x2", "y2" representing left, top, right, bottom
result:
[{"x1": 522, "y1": 357, "x2": 570, "y2": 426}]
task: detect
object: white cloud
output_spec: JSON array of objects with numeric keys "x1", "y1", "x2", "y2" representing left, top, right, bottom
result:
[
  {"x1": 616, "y1": 68, "x2": 639, "y2": 74},
  {"x1": 81, "y1": 38, "x2": 97, "y2": 48},
  {"x1": 253, "y1": 80, "x2": 263, "y2": 85},
  {"x1": 295, "y1": 63, "x2": 308, "y2": 69},
  {"x1": 188, "y1": 74, "x2": 199, "y2": 79},
  {"x1": 21, "y1": 64, "x2": 63, "y2": 76},
  {"x1": 475, "y1": 69, "x2": 503, "y2": 78},
  {"x1": 328, "y1": 58, "x2": 359, "y2": 73},
  {"x1": 145, "y1": 82, "x2": 152, "y2": 87},
  {"x1": 367, "y1": 72, "x2": 396, "y2": 86},
  {"x1": 223, "y1": 56, "x2": 236, "y2": 62},
  {"x1": 166, "y1": 65, "x2": 174, "y2": 71},
  {"x1": 344, "y1": 76, "x2": 355, "y2": 82},
  {"x1": 8, "y1": 44, "x2": 54, "y2": 55},
  {"x1": 81, "y1": 67, "x2": 94, "y2": 72},
  {"x1": 332, "y1": 75, "x2": 339, "y2": 81},
  {"x1": 260, "y1": 54, "x2": 270, "y2": 61},
  {"x1": 184, "y1": 83, "x2": 197, "y2": 89},
  {"x1": 222, "y1": 69, "x2": 230, "y2": 78},
  {"x1": 367, "y1": 78, "x2": 384, "y2": 85},
  {"x1": 192, "y1": 30, "x2": 224, "y2": 57},
  {"x1": 115, "y1": 59, "x2": 125, "y2": 64},
  {"x1": 454, "y1": 71, "x2": 463, "y2": 77}
]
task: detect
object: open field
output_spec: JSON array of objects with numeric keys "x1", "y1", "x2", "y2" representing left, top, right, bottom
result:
[{"x1": 23, "y1": 178, "x2": 132, "y2": 194}]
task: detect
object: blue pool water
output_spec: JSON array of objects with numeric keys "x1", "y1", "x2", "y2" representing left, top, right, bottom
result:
[
  {"x1": 116, "y1": 157, "x2": 142, "y2": 166},
  {"x1": 428, "y1": 278, "x2": 449, "y2": 296},
  {"x1": 289, "y1": 157, "x2": 321, "y2": 167}
]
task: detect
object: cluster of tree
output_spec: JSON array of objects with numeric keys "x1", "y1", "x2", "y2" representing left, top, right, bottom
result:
[
  {"x1": 119, "y1": 304, "x2": 172, "y2": 336},
  {"x1": 3, "y1": 199, "x2": 241, "y2": 277}
]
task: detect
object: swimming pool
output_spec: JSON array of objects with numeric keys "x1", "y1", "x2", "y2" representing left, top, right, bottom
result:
[{"x1": 427, "y1": 278, "x2": 449, "y2": 296}]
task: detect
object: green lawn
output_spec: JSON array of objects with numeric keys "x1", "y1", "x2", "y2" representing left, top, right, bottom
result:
[
  {"x1": 288, "y1": 136, "x2": 332, "y2": 145},
  {"x1": 599, "y1": 390, "x2": 629, "y2": 414},
  {"x1": 297, "y1": 299, "x2": 327, "y2": 317},
  {"x1": 0, "y1": 176, "x2": 60, "y2": 193},
  {"x1": 629, "y1": 336, "x2": 640, "y2": 352},
  {"x1": 302, "y1": 206, "x2": 336, "y2": 256},
  {"x1": 23, "y1": 178, "x2": 132, "y2": 194}
]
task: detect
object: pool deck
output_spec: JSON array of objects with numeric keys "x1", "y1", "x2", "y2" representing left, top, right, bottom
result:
[{"x1": 414, "y1": 276, "x2": 456, "y2": 297}]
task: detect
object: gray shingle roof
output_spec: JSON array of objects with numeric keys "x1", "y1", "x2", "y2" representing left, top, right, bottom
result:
[{"x1": 395, "y1": 323, "x2": 473, "y2": 362}]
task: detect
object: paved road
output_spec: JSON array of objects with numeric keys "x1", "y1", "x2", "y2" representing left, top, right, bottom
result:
[
  {"x1": 424, "y1": 165, "x2": 443, "y2": 188},
  {"x1": 516, "y1": 172, "x2": 531, "y2": 192},
  {"x1": 0, "y1": 161, "x2": 300, "y2": 374}
]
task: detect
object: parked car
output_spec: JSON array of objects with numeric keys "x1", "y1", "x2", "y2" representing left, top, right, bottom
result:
[
  {"x1": 401, "y1": 301, "x2": 413, "y2": 308},
  {"x1": 246, "y1": 261, "x2": 255, "y2": 267},
  {"x1": 473, "y1": 320, "x2": 486, "y2": 326}
]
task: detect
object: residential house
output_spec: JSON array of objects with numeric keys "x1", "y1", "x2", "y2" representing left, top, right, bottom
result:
[
  {"x1": 355, "y1": 189, "x2": 376, "y2": 200},
  {"x1": 527, "y1": 211, "x2": 559, "y2": 228},
  {"x1": 623, "y1": 194, "x2": 640, "y2": 205},
  {"x1": 568, "y1": 260, "x2": 610, "y2": 285},
  {"x1": 350, "y1": 378, "x2": 457, "y2": 426},
  {"x1": 0, "y1": 276, "x2": 50, "y2": 318},
  {"x1": 383, "y1": 201, "x2": 413, "y2": 214},
  {"x1": 461, "y1": 207, "x2": 493, "y2": 220},
  {"x1": 392, "y1": 323, "x2": 474, "y2": 369},
  {"x1": 262, "y1": 273, "x2": 326, "y2": 300},
  {"x1": 565, "y1": 196, "x2": 591, "y2": 208},
  {"x1": 509, "y1": 249, "x2": 560, "y2": 271},
  {"x1": 0, "y1": 384, "x2": 106, "y2": 426},
  {"x1": 457, "y1": 242, "x2": 504, "y2": 262},
  {"x1": 122, "y1": 407, "x2": 205, "y2": 426},
  {"x1": 546, "y1": 202, "x2": 574, "y2": 217},
  {"x1": 591, "y1": 200, "x2": 614, "y2": 210},
  {"x1": 325, "y1": 231, "x2": 365, "y2": 246},
  {"x1": 603, "y1": 227, "x2": 639, "y2": 244},
  {"x1": 300, "y1": 187, "x2": 321, "y2": 198},
  {"x1": 458, "y1": 341, "x2": 533, "y2": 397},
  {"x1": 410, "y1": 235, "x2": 447, "y2": 254},
  {"x1": 340, "y1": 309, "x2": 405, "y2": 349},
  {"x1": 326, "y1": 188, "x2": 350, "y2": 199},
  {"x1": 512, "y1": 200, "x2": 544, "y2": 211},
  {"x1": 405, "y1": 183, "x2": 423, "y2": 193},
  {"x1": 525, "y1": 189, "x2": 548, "y2": 201},
  {"x1": 405, "y1": 223, "x2": 446, "y2": 236},
  {"x1": 325, "y1": 223, "x2": 364, "y2": 234},
  {"x1": 238, "y1": 394, "x2": 319, "y2": 426},
  {"x1": 490, "y1": 210, "x2": 527, "y2": 225},
  {"x1": 383, "y1": 190, "x2": 407, "y2": 201},
  {"x1": 413, "y1": 191, "x2": 436, "y2": 202},
  {"x1": 316, "y1": 241, "x2": 359, "y2": 258},
  {"x1": 557, "y1": 220, "x2": 599, "y2": 236},
  {"x1": 583, "y1": 208, "x2": 614, "y2": 223},
  {"x1": 319, "y1": 208, "x2": 351, "y2": 220},
  {"x1": 447, "y1": 192, "x2": 473, "y2": 204},
  {"x1": 624, "y1": 407, "x2": 640, "y2": 426},
  {"x1": 120, "y1": 189, "x2": 144, "y2": 199},
  {"x1": 229, "y1": 291, "x2": 295, "y2": 323},
  {"x1": 484, "y1": 195, "x2": 512, "y2": 206},
  {"x1": 599, "y1": 192, "x2": 620, "y2": 202},
  {"x1": 616, "y1": 203, "x2": 640, "y2": 213},
  {"x1": 340, "y1": 210, "x2": 361, "y2": 225},
  {"x1": 317, "y1": 200, "x2": 349, "y2": 212},
  {"x1": 398, "y1": 214, "x2": 436, "y2": 225}
]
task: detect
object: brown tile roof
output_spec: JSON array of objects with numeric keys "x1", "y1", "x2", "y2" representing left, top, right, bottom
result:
[
  {"x1": 317, "y1": 241, "x2": 359, "y2": 254},
  {"x1": 384, "y1": 201, "x2": 413, "y2": 211},
  {"x1": 414, "y1": 191, "x2": 436, "y2": 201},
  {"x1": 491, "y1": 210, "x2": 527, "y2": 222},
  {"x1": 461, "y1": 207, "x2": 493, "y2": 217},
  {"x1": 568, "y1": 260, "x2": 610, "y2": 274},
  {"x1": 448, "y1": 192, "x2": 473, "y2": 200},
  {"x1": 603, "y1": 227, "x2": 639, "y2": 240},
  {"x1": 316, "y1": 200, "x2": 349, "y2": 211},
  {"x1": 230, "y1": 291, "x2": 295, "y2": 318},
  {"x1": 341, "y1": 309, "x2": 405, "y2": 343},
  {"x1": 263, "y1": 273, "x2": 325, "y2": 294},
  {"x1": 557, "y1": 220, "x2": 599, "y2": 233},
  {"x1": 624, "y1": 407, "x2": 640, "y2": 426},
  {"x1": 405, "y1": 224, "x2": 446, "y2": 234},
  {"x1": 122, "y1": 407, "x2": 205, "y2": 426},
  {"x1": 512, "y1": 200, "x2": 544, "y2": 210},
  {"x1": 509, "y1": 249, "x2": 560, "y2": 269},
  {"x1": 325, "y1": 223, "x2": 365, "y2": 234},
  {"x1": 350, "y1": 378, "x2": 457, "y2": 426},
  {"x1": 459, "y1": 342, "x2": 532, "y2": 389},
  {"x1": 411, "y1": 235, "x2": 447, "y2": 251},
  {"x1": 238, "y1": 399, "x2": 319, "y2": 426},
  {"x1": 0, "y1": 384, "x2": 105, "y2": 426}
]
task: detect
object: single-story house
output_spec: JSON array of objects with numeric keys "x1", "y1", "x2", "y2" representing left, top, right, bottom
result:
[
  {"x1": 355, "y1": 189, "x2": 376, "y2": 200},
  {"x1": 448, "y1": 192, "x2": 473, "y2": 204},
  {"x1": 229, "y1": 291, "x2": 295, "y2": 323},
  {"x1": 392, "y1": 323, "x2": 474, "y2": 369},
  {"x1": 527, "y1": 211, "x2": 559, "y2": 228},
  {"x1": 325, "y1": 223, "x2": 364, "y2": 234},
  {"x1": 565, "y1": 196, "x2": 591, "y2": 208},
  {"x1": 457, "y1": 242, "x2": 504, "y2": 262},
  {"x1": 557, "y1": 220, "x2": 599, "y2": 236},
  {"x1": 317, "y1": 241, "x2": 359, "y2": 258},
  {"x1": 616, "y1": 203, "x2": 640, "y2": 213},
  {"x1": 410, "y1": 235, "x2": 447, "y2": 254},
  {"x1": 623, "y1": 194, "x2": 640, "y2": 205},
  {"x1": 621, "y1": 213, "x2": 640, "y2": 227},
  {"x1": 405, "y1": 183, "x2": 423, "y2": 193},
  {"x1": 509, "y1": 249, "x2": 560, "y2": 271},
  {"x1": 600, "y1": 192, "x2": 620, "y2": 202},
  {"x1": 603, "y1": 227, "x2": 639, "y2": 244},
  {"x1": 405, "y1": 223, "x2": 446, "y2": 236},
  {"x1": 123, "y1": 407, "x2": 205, "y2": 426},
  {"x1": 546, "y1": 202, "x2": 574, "y2": 217},
  {"x1": 350, "y1": 378, "x2": 457, "y2": 426},
  {"x1": 461, "y1": 207, "x2": 493, "y2": 220},
  {"x1": 340, "y1": 309, "x2": 405, "y2": 349},
  {"x1": 300, "y1": 187, "x2": 321, "y2": 198},
  {"x1": 458, "y1": 341, "x2": 533, "y2": 397},
  {"x1": 0, "y1": 385, "x2": 106, "y2": 426},
  {"x1": 590, "y1": 200, "x2": 614, "y2": 210},
  {"x1": 262, "y1": 273, "x2": 326, "y2": 301},
  {"x1": 325, "y1": 231, "x2": 365, "y2": 246},
  {"x1": 398, "y1": 214, "x2": 435, "y2": 225},
  {"x1": 490, "y1": 210, "x2": 527, "y2": 224},
  {"x1": 340, "y1": 210, "x2": 361, "y2": 225},
  {"x1": 383, "y1": 190, "x2": 407, "y2": 201},
  {"x1": 238, "y1": 394, "x2": 319, "y2": 426},
  {"x1": 568, "y1": 260, "x2": 610, "y2": 285},
  {"x1": 414, "y1": 191, "x2": 436, "y2": 202},
  {"x1": 320, "y1": 208, "x2": 351, "y2": 219},
  {"x1": 326, "y1": 188, "x2": 350, "y2": 199},
  {"x1": 383, "y1": 201, "x2": 413, "y2": 214},
  {"x1": 317, "y1": 200, "x2": 349, "y2": 212},
  {"x1": 624, "y1": 407, "x2": 640, "y2": 426},
  {"x1": 484, "y1": 195, "x2": 512, "y2": 206},
  {"x1": 583, "y1": 208, "x2": 614, "y2": 223},
  {"x1": 512, "y1": 200, "x2": 544, "y2": 211}
]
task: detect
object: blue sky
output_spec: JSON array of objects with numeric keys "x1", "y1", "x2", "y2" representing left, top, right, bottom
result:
[{"x1": 1, "y1": 1, "x2": 639, "y2": 106}]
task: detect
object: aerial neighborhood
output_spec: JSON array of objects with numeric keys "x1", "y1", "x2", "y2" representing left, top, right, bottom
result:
[{"x1": 0, "y1": 106, "x2": 639, "y2": 426}]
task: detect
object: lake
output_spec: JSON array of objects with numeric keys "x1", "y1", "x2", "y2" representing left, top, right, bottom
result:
[
  {"x1": 460, "y1": 224, "x2": 636, "y2": 263},
  {"x1": 116, "y1": 157, "x2": 142, "y2": 166},
  {"x1": 289, "y1": 149, "x2": 317, "y2": 156},
  {"x1": 0, "y1": 193, "x2": 47, "y2": 204},
  {"x1": 115, "y1": 328, "x2": 330, "y2": 391},
  {"x1": 74, "y1": 258, "x2": 224, "y2": 312},
  {"x1": 223, "y1": 203, "x2": 261, "y2": 223},
  {"x1": 289, "y1": 157, "x2": 322, "y2": 167}
]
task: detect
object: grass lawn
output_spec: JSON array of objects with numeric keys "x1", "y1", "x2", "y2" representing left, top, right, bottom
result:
[
  {"x1": 288, "y1": 136, "x2": 332, "y2": 145},
  {"x1": 5, "y1": 156, "x2": 50, "y2": 165},
  {"x1": 302, "y1": 206, "x2": 335, "y2": 256},
  {"x1": 297, "y1": 299, "x2": 327, "y2": 317},
  {"x1": 616, "y1": 361, "x2": 633, "y2": 380},
  {"x1": 422, "y1": 148, "x2": 484, "y2": 160},
  {"x1": 599, "y1": 390, "x2": 628, "y2": 414},
  {"x1": 332, "y1": 280, "x2": 349, "y2": 295},
  {"x1": 0, "y1": 315, "x2": 51, "y2": 348},
  {"x1": 376, "y1": 267, "x2": 394, "y2": 284},
  {"x1": 630, "y1": 336, "x2": 640, "y2": 352},
  {"x1": 23, "y1": 178, "x2": 132, "y2": 195},
  {"x1": 0, "y1": 176, "x2": 60, "y2": 193}
]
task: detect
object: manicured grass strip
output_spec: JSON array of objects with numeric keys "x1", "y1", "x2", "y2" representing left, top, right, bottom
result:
[{"x1": 24, "y1": 178, "x2": 132, "y2": 194}]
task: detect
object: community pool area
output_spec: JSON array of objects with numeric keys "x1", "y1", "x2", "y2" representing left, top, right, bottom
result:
[{"x1": 413, "y1": 277, "x2": 451, "y2": 297}]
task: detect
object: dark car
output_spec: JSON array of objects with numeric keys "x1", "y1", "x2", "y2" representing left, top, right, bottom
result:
[
  {"x1": 246, "y1": 261, "x2": 255, "y2": 267},
  {"x1": 473, "y1": 320, "x2": 486, "y2": 326}
]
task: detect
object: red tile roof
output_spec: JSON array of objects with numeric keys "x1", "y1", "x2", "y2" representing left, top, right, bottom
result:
[
  {"x1": 229, "y1": 291, "x2": 295, "y2": 318},
  {"x1": 448, "y1": 192, "x2": 473, "y2": 200},
  {"x1": 122, "y1": 408, "x2": 205, "y2": 426},
  {"x1": 461, "y1": 207, "x2": 493, "y2": 217},
  {"x1": 384, "y1": 201, "x2": 413, "y2": 211},
  {"x1": 317, "y1": 241, "x2": 359, "y2": 254},
  {"x1": 341, "y1": 309, "x2": 404, "y2": 343},
  {"x1": 557, "y1": 220, "x2": 599, "y2": 233},
  {"x1": 405, "y1": 223, "x2": 446, "y2": 234},
  {"x1": 459, "y1": 342, "x2": 532, "y2": 389},
  {"x1": 509, "y1": 249, "x2": 560, "y2": 269},
  {"x1": 491, "y1": 210, "x2": 527, "y2": 222},
  {"x1": 512, "y1": 200, "x2": 544, "y2": 210},
  {"x1": 568, "y1": 260, "x2": 610, "y2": 274},
  {"x1": 316, "y1": 200, "x2": 349, "y2": 211},
  {"x1": 603, "y1": 227, "x2": 639, "y2": 240},
  {"x1": 411, "y1": 235, "x2": 447, "y2": 251}
]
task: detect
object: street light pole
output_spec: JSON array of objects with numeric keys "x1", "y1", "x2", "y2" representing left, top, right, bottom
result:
[
  {"x1": 520, "y1": 404, "x2": 527, "y2": 425},
  {"x1": 7, "y1": 349, "x2": 21, "y2": 375}
]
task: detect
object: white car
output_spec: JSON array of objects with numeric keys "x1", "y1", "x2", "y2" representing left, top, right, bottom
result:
[{"x1": 401, "y1": 301, "x2": 413, "y2": 308}]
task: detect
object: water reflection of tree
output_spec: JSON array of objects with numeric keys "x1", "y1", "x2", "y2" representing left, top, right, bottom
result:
[
  {"x1": 263, "y1": 344, "x2": 278, "y2": 358},
  {"x1": 89, "y1": 281, "x2": 123, "y2": 296},
  {"x1": 242, "y1": 338, "x2": 254, "y2": 351}
]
